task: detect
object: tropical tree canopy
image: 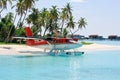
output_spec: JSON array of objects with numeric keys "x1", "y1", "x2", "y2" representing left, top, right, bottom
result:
[
  {"x1": 0, "y1": 12, "x2": 15, "y2": 42},
  {"x1": 0, "y1": 1, "x2": 87, "y2": 42}
]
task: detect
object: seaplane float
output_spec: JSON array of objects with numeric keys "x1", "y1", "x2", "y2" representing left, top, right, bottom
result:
[{"x1": 13, "y1": 27, "x2": 84, "y2": 56}]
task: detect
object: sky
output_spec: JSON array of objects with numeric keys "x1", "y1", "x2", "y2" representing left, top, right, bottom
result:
[
  {"x1": 34, "y1": 0, "x2": 120, "y2": 37},
  {"x1": 2, "y1": 0, "x2": 120, "y2": 37}
]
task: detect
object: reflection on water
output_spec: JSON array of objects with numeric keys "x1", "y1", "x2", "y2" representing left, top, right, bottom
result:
[{"x1": 69, "y1": 58, "x2": 81, "y2": 80}]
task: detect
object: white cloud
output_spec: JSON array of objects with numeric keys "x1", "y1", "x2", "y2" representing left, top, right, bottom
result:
[{"x1": 70, "y1": 0, "x2": 86, "y2": 3}]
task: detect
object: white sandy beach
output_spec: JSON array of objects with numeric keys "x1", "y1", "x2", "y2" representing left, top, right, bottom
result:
[
  {"x1": 0, "y1": 44, "x2": 120, "y2": 55},
  {"x1": 77, "y1": 43, "x2": 120, "y2": 52}
]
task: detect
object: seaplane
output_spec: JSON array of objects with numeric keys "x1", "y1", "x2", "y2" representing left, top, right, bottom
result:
[{"x1": 13, "y1": 26, "x2": 84, "y2": 56}]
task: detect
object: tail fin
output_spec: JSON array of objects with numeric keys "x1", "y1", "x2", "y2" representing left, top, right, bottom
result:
[{"x1": 25, "y1": 27, "x2": 33, "y2": 37}]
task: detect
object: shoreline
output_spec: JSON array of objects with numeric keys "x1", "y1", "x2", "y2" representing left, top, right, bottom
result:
[
  {"x1": 77, "y1": 43, "x2": 120, "y2": 52},
  {"x1": 0, "y1": 44, "x2": 120, "y2": 55}
]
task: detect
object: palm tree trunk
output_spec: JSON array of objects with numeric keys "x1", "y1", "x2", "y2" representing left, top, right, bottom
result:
[
  {"x1": 0, "y1": 8, "x2": 4, "y2": 13},
  {"x1": 70, "y1": 29, "x2": 74, "y2": 38},
  {"x1": 17, "y1": 15, "x2": 22, "y2": 27},
  {"x1": 40, "y1": 28, "x2": 42, "y2": 37},
  {"x1": 73, "y1": 28, "x2": 79, "y2": 34},
  {"x1": 5, "y1": 13, "x2": 17, "y2": 43},
  {"x1": 21, "y1": 10, "x2": 28, "y2": 26},
  {"x1": 43, "y1": 26, "x2": 48, "y2": 37},
  {"x1": 33, "y1": 28, "x2": 41, "y2": 36},
  {"x1": 0, "y1": 8, "x2": 4, "y2": 20},
  {"x1": 61, "y1": 19, "x2": 64, "y2": 32}
]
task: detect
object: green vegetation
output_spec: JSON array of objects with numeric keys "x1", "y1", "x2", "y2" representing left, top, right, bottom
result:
[
  {"x1": 0, "y1": 41, "x2": 25, "y2": 45},
  {"x1": 0, "y1": 0, "x2": 87, "y2": 43},
  {"x1": 81, "y1": 41, "x2": 93, "y2": 45}
]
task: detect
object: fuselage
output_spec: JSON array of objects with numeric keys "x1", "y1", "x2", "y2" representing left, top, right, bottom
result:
[
  {"x1": 25, "y1": 27, "x2": 82, "y2": 50},
  {"x1": 26, "y1": 38, "x2": 82, "y2": 50},
  {"x1": 31, "y1": 43, "x2": 82, "y2": 50}
]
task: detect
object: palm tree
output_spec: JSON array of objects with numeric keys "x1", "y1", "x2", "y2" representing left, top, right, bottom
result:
[
  {"x1": 0, "y1": 12, "x2": 15, "y2": 42},
  {"x1": 60, "y1": 7, "x2": 67, "y2": 32},
  {"x1": 26, "y1": 8, "x2": 42, "y2": 36},
  {"x1": 0, "y1": 0, "x2": 12, "y2": 13},
  {"x1": 65, "y1": 3, "x2": 72, "y2": 19},
  {"x1": 0, "y1": 0, "x2": 12, "y2": 19},
  {"x1": 63, "y1": 28, "x2": 68, "y2": 38},
  {"x1": 40, "y1": 8, "x2": 48, "y2": 26},
  {"x1": 48, "y1": 6, "x2": 59, "y2": 34},
  {"x1": 26, "y1": 8, "x2": 39, "y2": 25},
  {"x1": 78, "y1": 17, "x2": 87, "y2": 29},
  {"x1": 40, "y1": 8, "x2": 49, "y2": 36},
  {"x1": 66, "y1": 15, "x2": 75, "y2": 36},
  {"x1": 0, "y1": 0, "x2": 7, "y2": 13},
  {"x1": 25, "y1": 4, "x2": 87, "y2": 38},
  {"x1": 6, "y1": 0, "x2": 25, "y2": 42},
  {"x1": 5, "y1": 0, "x2": 25, "y2": 42},
  {"x1": 21, "y1": 0, "x2": 36, "y2": 26},
  {"x1": 13, "y1": 0, "x2": 36, "y2": 27},
  {"x1": 60, "y1": 3, "x2": 72, "y2": 35},
  {"x1": 41, "y1": 6, "x2": 59, "y2": 37},
  {"x1": 73, "y1": 17, "x2": 87, "y2": 34},
  {"x1": 14, "y1": 0, "x2": 25, "y2": 27},
  {"x1": 50, "y1": 6, "x2": 59, "y2": 21}
]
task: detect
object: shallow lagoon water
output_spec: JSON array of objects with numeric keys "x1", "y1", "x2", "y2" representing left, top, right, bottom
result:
[
  {"x1": 81, "y1": 40, "x2": 120, "y2": 46},
  {"x1": 0, "y1": 40, "x2": 120, "y2": 80},
  {"x1": 0, "y1": 50, "x2": 120, "y2": 80}
]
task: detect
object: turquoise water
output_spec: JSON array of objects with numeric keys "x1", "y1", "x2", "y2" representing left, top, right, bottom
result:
[
  {"x1": 0, "y1": 41, "x2": 120, "y2": 80},
  {"x1": 81, "y1": 40, "x2": 120, "y2": 46}
]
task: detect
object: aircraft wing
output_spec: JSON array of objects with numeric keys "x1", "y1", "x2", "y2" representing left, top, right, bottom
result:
[{"x1": 12, "y1": 36, "x2": 41, "y2": 40}]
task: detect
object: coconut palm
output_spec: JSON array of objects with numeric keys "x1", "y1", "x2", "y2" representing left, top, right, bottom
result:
[
  {"x1": 73, "y1": 17, "x2": 87, "y2": 34},
  {"x1": 13, "y1": 0, "x2": 36, "y2": 27},
  {"x1": 49, "y1": 6, "x2": 59, "y2": 22},
  {"x1": 0, "y1": 0, "x2": 12, "y2": 13},
  {"x1": 60, "y1": 7, "x2": 67, "y2": 32},
  {"x1": 65, "y1": 3, "x2": 72, "y2": 19},
  {"x1": 6, "y1": 0, "x2": 25, "y2": 42},
  {"x1": 40, "y1": 8, "x2": 50, "y2": 36},
  {"x1": 21, "y1": 0, "x2": 36, "y2": 26},
  {"x1": 14, "y1": 0, "x2": 25, "y2": 27},
  {"x1": 60, "y1": 3, "x2": 72, "y2": 35},
  {"x1": 41, "y1": 6, "x2": 59, "y2": 36},
  {"x1": 63, "y1": 28, "x2": 68, "y2": 38},
  {"x1": 40, "y1": 8, "x2": 48, "y2": 26},
  {"x1": 6, "y1": 0, "x2": 36, "y2": 42},
  {"x1": 0, "y1": 0, "x2": 7, "y2": 13},
  {"x1": 78, "y1": 17, "x2": 87, "y2": 29},
  {"x1": 0, "y1": 0, "x2": 12, "y2": 19},
  {"x1": 25, "y1": 4, "x2": 87, "y2": 38},
  {"x1": 0, "y1": 12, "x2": 15, "y2": 42},
  {"x1": 26, "y1": 8, "x2": 42, "y2": 36},
  {"x1": 67, "y1": 15, "x2": 75, "y2": 35},
  {"x1": 26, "y1": 8, "x2": 39, "y2": 25},
  {"x1": 48, "y1": 6, "x2": 59, "y2": 34}
]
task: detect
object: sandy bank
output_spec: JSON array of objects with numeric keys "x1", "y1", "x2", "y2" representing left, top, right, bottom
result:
[
  {"x1": 0, "y1": 44, "x2": 120, "y2": 55},
  {"x1": 77, "y1": 43, "x2": 120, "y2": 52},
  {"x1": 0, "y1": 45, "x2": 44, "y2": 55}
]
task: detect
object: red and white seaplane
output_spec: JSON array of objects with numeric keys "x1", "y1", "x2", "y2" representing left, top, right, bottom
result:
[{"x1": 13, "y1": 26, "x2": 84, "y2": 56}]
